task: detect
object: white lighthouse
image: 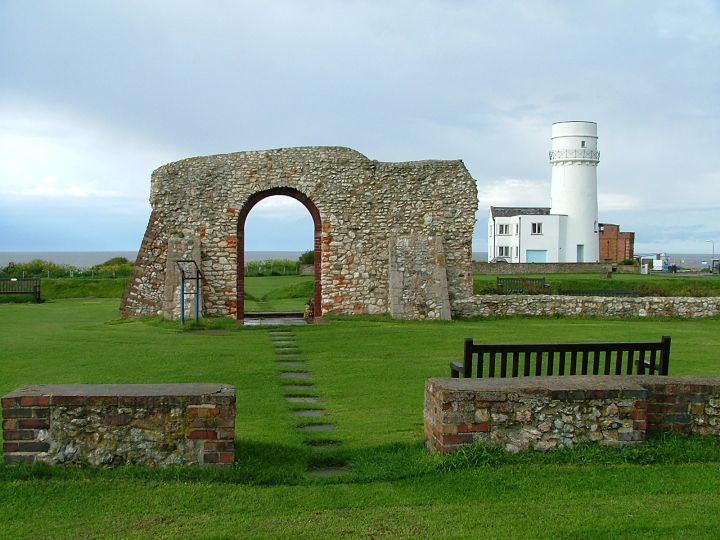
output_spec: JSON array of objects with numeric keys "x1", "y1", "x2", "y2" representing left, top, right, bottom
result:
[
  {"x1": 488, "y1": 121, "x2": 603, "y2": 264},
  {"x1": 549, "y1": 121, "x2": 600, "y2": 262}
]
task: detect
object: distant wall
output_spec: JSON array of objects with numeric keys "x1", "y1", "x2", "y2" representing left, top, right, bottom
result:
[
  {"x1": 2, "y1": 384, "x2": 235, "y2": 466},
  {"x1": 454, "y1": 294, "x2": 720, "y2": 319},
  {"x1": 473, "y1": 262, "x2": 611, "y2": 274},
  {"x1": 425, "y1": 376, "x2": 720, "y2": 453}
]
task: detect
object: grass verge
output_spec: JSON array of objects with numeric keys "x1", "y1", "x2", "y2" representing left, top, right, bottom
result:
[{"x1": 2, "y1": 299, "x2": 720, "y2": 537}]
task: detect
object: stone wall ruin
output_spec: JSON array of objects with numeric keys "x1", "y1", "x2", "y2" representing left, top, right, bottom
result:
[
  {"x1": 120, "y1": 147, "x2": 477, "y2": 321},
  {"x1": 425, "y1": 376, "x2": 720, "y2": 453}
]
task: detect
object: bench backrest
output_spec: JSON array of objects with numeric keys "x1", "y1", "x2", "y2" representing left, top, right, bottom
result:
[
  {"x1": 497, "y1": 277, "x2": 546, "y2": 294},
  {"x1": 454, "y1": 336, "x2": 671, "y2": 378},
  {"x1": 0, "y1": 278, "x2": 41, "y2": 302}
]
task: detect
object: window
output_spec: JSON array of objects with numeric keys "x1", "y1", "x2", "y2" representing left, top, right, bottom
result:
[
  {"x1": 581, "y1": 140, "x2": 586, "y2": 148},
  {"x1": 515, "y1": 246, "x2": 519, "y2": 257},
  {"x1": 515, "y1": 224, "x2": 519, "y2": 235},
  {"x1": 498, "y1": 246, "x2": 510, "y2": 257},
  {"x1": 531, "y1": 222, "x2": 543, "y2": 234},
  {"x1": 498, "y1": 223, "x2": 510, "y2": 235}
]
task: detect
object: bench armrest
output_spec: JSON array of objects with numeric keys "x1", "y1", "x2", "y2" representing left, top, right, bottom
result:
[{"x1": 450, "y1": 361, "x2": 464, "y2": 378}]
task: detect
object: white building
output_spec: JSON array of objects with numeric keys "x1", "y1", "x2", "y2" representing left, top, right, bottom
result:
[{"x1": 488, "y1": 121, "x2": 600, "y2": 263}]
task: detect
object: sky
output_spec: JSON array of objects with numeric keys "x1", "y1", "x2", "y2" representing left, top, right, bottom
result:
[{"x1": 1, "y1": 0, "x2": 719, "y2": 256}]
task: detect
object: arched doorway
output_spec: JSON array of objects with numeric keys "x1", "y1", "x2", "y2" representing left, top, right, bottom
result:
[{"x1": 236, "y1": 187, "x2": 322, "y2": 322}]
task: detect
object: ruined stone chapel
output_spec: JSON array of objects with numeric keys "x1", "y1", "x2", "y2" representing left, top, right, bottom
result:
[{"x1": 120, "y1": 147, "x2": 477, "y2": 321}]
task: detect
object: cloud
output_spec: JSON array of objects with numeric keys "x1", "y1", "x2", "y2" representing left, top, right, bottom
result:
[
  {"x1": 1, "y1": 1, "x2": 719, "y2": 252},
  {"x1": 478, "y1": 178, "x2": 550, "y2": 208},
  {"x1": 0, "y1": 105, "x2": 177, "y2": 202},
  {"x1": 598, "y1": 193, "x2": 643, "y2": 212},
  {"x1": 248, "y1": 196, "x2": 310, "y2": 218},
  {"x1": 651, "y1": 1, "x2": 720, "y2": 48},
  {"x1": 5, "y1": 176, "x2": 122, "y2": 198}
]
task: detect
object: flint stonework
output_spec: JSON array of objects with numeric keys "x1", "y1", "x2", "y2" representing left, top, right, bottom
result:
[
  {"x1": 120, "y1": 147, "x2": 477, "y2": 321},
  {"x1": 2, "y1": 384, "x2": 236, "y2": 466}
]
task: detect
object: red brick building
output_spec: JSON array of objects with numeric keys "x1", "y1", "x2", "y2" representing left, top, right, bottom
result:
[{"x1": 599, "y1": 223, "x2": 635, "y2": 262}]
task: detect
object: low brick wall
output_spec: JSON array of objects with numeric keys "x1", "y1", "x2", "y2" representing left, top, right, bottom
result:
[
  {"x1": 2, "y1": 384, "x2": 235, "y2": 466},
  {"x1": 424, "y1": 376, "x2": 720, "y2": 453},
  {"x1": 473, "y1": 262, "x2": 611, "y2": 274},
  {"x1": 453, "y1": 294, "x2": 720, "y2": 319}
]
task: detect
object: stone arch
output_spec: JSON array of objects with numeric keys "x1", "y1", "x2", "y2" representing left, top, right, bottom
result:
[
  {"x1": 119, "y1": 147, "x2": 478, "y2": 321},
  {"x1": 236, "y1": 187, "x2": 322, "y2": 321}
]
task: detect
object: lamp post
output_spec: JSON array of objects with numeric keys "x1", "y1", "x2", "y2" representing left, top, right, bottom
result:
[{"x1": 707, "y1": 240, "x2": 716, "y2": 273}]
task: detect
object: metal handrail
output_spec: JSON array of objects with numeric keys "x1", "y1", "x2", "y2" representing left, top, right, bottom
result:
[
  {"x1": 549, "y1": 149, "x2": 600, "y2": 162},
  {"x1": 176, "y1": 260, "x2": 202, "y2": 323}
]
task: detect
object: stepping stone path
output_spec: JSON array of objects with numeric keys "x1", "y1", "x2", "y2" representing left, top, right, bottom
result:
[{"x1": 268, "y1": 328, "x2": 349, "y2": 478}]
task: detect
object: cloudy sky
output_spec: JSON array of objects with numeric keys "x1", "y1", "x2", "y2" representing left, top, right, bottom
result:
[{"x1": 1, "y1": 0, "x2": 718, "y2": 256}]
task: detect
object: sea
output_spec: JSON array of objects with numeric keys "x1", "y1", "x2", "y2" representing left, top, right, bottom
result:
[{"x1": 0, "y1": 251, "x2": 713, "y2": 269}]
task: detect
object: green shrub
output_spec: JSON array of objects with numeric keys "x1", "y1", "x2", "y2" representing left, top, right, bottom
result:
[
  {"x1": 298, "y1": 250, "x2": 314, "y2": 265},
  {"x1": 0, "y1": 259, "x2": 81, "y2": 278},
  {"x1": 245, "y1": 259, "x2": 299, "y2": 277},
  {"x1": 89, "y1": 257, "x2": 134, "y2": 278}
]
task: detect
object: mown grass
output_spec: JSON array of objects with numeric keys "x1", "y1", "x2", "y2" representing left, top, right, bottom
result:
[
  {"x1": 244, "y1": 275, "x2": 313, "y2": 312},
  {"x1": 474, "y1": 272, "x2": 720, "y2": 296},
  {"x1": 2, "y1": 299, "x2": 720, "y2": 537},
  {"x1": 0, "y1": 278, "x2": 130, "y2": 303}
]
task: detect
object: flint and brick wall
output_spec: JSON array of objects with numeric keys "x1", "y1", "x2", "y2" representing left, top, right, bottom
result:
[
  {"x1": 454, "y1": 294, "x2": 720, "y2": 319},
  {"x1": 121, "y1": 147, "x2": 477, "y2": 321},
  {"x1": 424, "y1": 376, "x2": 720, "y2": 453},
  {"x1": 2, "y1": 384, "x2": 235, "y2": 466}
]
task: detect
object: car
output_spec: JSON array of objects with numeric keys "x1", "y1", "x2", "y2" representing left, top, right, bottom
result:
[{"x1": 490, "y1": 257, "x2": 509, "y2": 263}]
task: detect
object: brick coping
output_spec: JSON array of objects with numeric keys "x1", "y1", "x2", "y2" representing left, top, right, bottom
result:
[
  {"x1": 428, "y1": 375, "x2": 720, "y2": 392},
  {"x1": 3, "y1": 384, "x2": 233, "y2": 400}
]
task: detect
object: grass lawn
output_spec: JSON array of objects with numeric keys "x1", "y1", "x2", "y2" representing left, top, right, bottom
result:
[
  {"x1": 1, "y1": 299, "x2": 720, "y2": 537},
  {"x1": 244, "y1": 275, "x2": 313, "y2": 312}
]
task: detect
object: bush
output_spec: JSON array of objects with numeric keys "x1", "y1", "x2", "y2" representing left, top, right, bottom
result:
[
  {"x1": 245, "y1": 259, "x2": 299, "y2": 277},
  {"x1": 0, "y1": 259, "x2": 81, "y2": 278},
  {"x1": 90, "y1": 257, "x2": 134, "y2": 278},
  {"x1": 298, "y1": 250, "x2": 314, "y2": 265}
]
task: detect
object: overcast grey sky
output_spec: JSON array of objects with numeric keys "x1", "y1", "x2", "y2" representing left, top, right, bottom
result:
[{"x1": 1, "y1": 0, "x2": 718, "y2": 255}]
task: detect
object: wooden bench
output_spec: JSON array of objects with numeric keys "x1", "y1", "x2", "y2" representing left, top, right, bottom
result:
[
  {"x1": 496, "y1": 277, "x2": 549, "y2": 294},
  {"x1": 0, "y1": 278, "x2": 41, "y2": 303},
  {"x1": 558, "y1": 289, "x2": 635, "y2": 297},
  {"x1": 451, "y1": 336, "x2": 671, "y2": 378}
]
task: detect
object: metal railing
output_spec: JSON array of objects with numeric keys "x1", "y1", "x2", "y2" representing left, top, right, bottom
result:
[
  {"x1": 549, "y1": 148, "x2": 600, "y2": 162},
  {"x1": 177, "y1": 260, "x2": 202, "y2": 324}
]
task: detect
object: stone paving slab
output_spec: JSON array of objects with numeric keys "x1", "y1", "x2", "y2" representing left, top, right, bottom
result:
[
  {"x1": 283, "y1": 384, "x2": 315, "y2": 391},
  {"x1": 245, "y1": 318, "x2": 307, "y2": 326},
  {"x1": 285, "y1": 396, "x2": 320, "y2": 403},
  {"x1": 275, "y1": 361, "x2": 306, "y2": 368},
  {"x1": 280, "y1": 371, "x2": 312, "y2": 379},
  {"x1": 298, "y1": 424, "x2": 335, "y2": 432},
  {"x1": 293, "y1": 409, "x2": 324, "y2": 417}
]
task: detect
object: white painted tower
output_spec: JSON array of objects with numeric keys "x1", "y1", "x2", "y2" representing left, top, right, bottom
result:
[{"x1": 549, "y1": 121, "x2": 600, "y2": 262}]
